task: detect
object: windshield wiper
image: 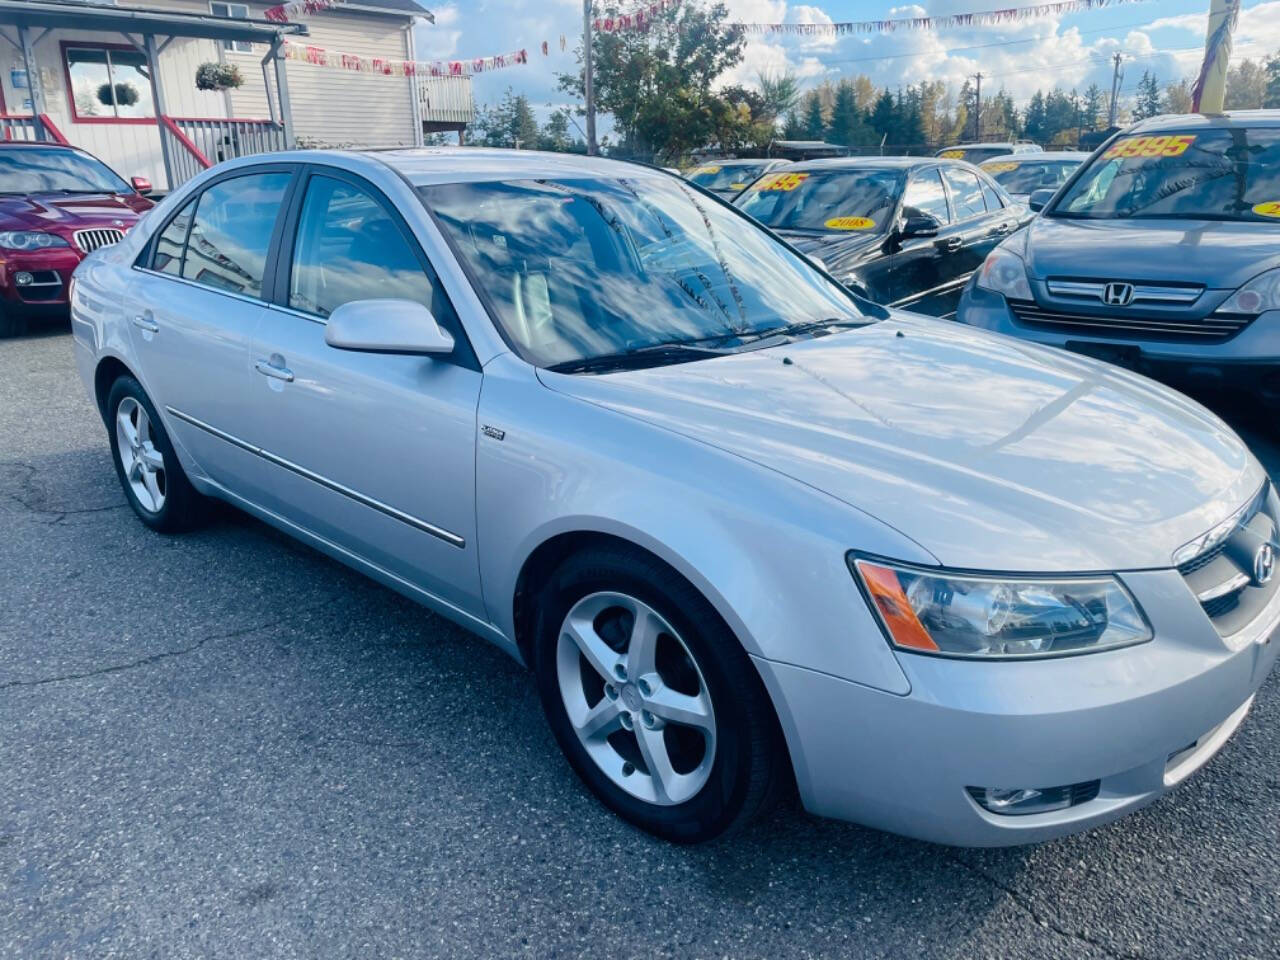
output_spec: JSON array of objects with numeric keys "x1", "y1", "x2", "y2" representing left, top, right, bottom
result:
[
  {"x1": 740, "y1": 317, "x2": 872, "y2": 343},
  {"x1": 545, "y1": 340, "x2": 731, "y2": 374}
]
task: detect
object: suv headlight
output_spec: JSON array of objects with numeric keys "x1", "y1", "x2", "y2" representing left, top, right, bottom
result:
[
  {"x1": 0, "y1": 230, "x2": 70, "y2": 251},
  {"x1": 1219, "y1": 267, "x2": 1280, "y2": 315},
  {"x1": 849, "y1": 556, "x2": 1152, "y2": 659},
  {"x1": 976, "y1": 245, "x2": 1032, "y2": 301}
]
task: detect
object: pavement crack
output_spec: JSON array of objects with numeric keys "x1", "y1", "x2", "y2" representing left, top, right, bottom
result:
[
  {"x1": 0, "y1": 599, "x2": 340, "y2": 690},
  {"x1": 941, "y1": 851, "x2": 1152, "y2": 960}
]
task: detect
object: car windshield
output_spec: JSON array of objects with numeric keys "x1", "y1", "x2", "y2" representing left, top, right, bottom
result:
[
  {"x1": 685, "y1": 162, "x2": 771, "y2": 192},
  {"x1": 0, "y1": 146, "x2": 130, "y2": 195},
  {"x1": 982, "y1": 159, "x2": 1082, "y2": 194},
  {"x1": 1053, "y1": 127, "x2": 1280, "y2": 221},
  {"x1": 419, "y1": 176, "x2": 873, "y2": 369},
  {"x1": 734, "y1": 168, "x2": 902, "y2": 234},
  {"x1": 937, "y1": 146, "x2": 1012, "y2": 164}
]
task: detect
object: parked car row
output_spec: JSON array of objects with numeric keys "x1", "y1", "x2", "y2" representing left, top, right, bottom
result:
[{"x1": 68, "y1": 120, "x2": 1280, "y2": 848}]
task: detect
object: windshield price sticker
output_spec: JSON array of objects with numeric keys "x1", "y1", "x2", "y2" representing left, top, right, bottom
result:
[
  {"x1": 983, "y1": 161, "x2": 1020, "y2": 173},
  {"x1": 692, "y1": 165, "x2": 721, "y2": 175},
  {"x1": 1253, "y1": 202, "x2": 1280, "y2": 219},
  {"x1": 940, "y1": 149, "x2": 966, "y2": 159},
  {"x1": 730, "y1": 182, "x2": 748, "y2": 189},
  {"x1": 756, "y1": 172, "x2": 810, "y2": 192},
  {"x1": 1103, "y1": 134, "x2": 1196, "y2": 160},
  {"x1": 825, "y1": 216, "x2": 876, "y2": 231}
]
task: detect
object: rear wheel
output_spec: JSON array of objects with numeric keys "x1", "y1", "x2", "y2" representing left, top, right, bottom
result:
[
  {"x1": 107, "y1": 376, "x2": 207, "y2": 532},
  {"x1": 533, "y1": 546, "x2": 784, "y2": 843}
]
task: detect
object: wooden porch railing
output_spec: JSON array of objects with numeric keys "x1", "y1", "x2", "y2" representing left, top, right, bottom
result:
[
  {"x1": 160, "y1": 116, "x2": 289, "y2": 188},
  {"x1": 0, "y1": 114, "x2": 69, "y2": 144}
]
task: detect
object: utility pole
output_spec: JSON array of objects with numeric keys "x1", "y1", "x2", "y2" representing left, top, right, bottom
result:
[
  {"x1": 1107, "y1": 52, "x2": 1124, "y2": 127},
  {"x1": 971, "y1": 72, "x2": 983, "y2": 141},
  {"x1": 583, "y1": 0, "x2": 597, "y2": 155}
]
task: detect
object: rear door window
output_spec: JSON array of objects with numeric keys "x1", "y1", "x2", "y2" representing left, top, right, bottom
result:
[
  {"x1": 180, "y1": 172, "x2": 291, "y2": 298},
  {"x1": 902, "y1": 169, "x2": 951, "y2": 224},
  {"x1": 941, "y1": 167, "x2": 988, "y2": 221},
  {"x1": 151, "y1": 198, "x2": 195, "y2": 276}
]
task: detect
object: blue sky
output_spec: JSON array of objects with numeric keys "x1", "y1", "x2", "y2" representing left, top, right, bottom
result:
[{"x1": 412, "y1": 0, "x2": 1279, "y2": 124}]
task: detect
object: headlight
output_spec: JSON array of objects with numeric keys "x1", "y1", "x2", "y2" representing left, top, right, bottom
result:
[
  {"x1": 976, "y1": 245, "x2": 1032, "y2": 301},
  {"x1": 849, "y1": 556, "x2": 1152, "y2": 659},
  {"x1": 1219, "y1": 267, "x2": 1280, "y2": 315},
  {"x1": 0, "y1": 230, "x2": 70, "y2": 251}
]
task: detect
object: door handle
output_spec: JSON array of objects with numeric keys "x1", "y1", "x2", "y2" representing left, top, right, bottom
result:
[
  {"x1": 131, "y1": 313, "x2": 159, "y2": 333},
  {"x1": 943, "y1": 236, "x2": 964, "y2": 252},
  {"x1": 995, "y1": 221, "x2": 1012, "y2": 235},
  {"x1": 254, "y1": 358, "x2": 294, "y2": 382}
]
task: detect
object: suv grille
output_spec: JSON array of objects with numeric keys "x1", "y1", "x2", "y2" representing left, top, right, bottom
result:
[
  {"x1": 74, "y1": 228, "x2": 125, "y2": 253},
  {"x1": 1008, "y1": 300, "x2": 1253, "y2": 342},
  {"x1": 1177, "y1": 482, "x2": 1279, "y2": 635}
]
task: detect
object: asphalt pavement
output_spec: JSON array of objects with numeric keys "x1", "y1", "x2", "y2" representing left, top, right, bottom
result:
[{"x1": 2, "y1": 328, "x2": 1278, "y2": 960}]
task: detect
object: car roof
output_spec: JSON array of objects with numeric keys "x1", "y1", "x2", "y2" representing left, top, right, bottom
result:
[
  {"x1": 1129, "y1": 109, "x2": 1280, "y2": 133},
  {"x1": 367, "y1": 147, "x2": 674, "y2": 185},
  {"x1": 690, "y1": 158, "x2": 780, "y2": 167},
  {"x1": 781, "y1": 156, "x2": 942, "y2": 172},
  {"x1": 980, "y1": 151, "x2": 1090, "y2": 163}
]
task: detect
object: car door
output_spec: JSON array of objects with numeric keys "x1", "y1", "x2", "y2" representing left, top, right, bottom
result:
[
  {"x1": 248, "y1": 167, "x2": 485, "y2": 617},
  {"x1": 889, "y1": 167, "x2": 953, "y2": 309},
  {"x1": 938, "y1": 165, "x2": 994, "y2": 288},
  {"x1": 127, "y1": 165, "x2": 297, "y2": 506}
]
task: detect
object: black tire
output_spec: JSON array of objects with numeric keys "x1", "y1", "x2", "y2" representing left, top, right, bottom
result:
[
  {"x1": 533, "y1": 544, "x2": 785, "y2": 843},
  {"x1": 106, "y1": 375, "x2": 208, "y2": 533},
  {"x1": 0, "y1": 304, "x2": 26, "y2": 339}
]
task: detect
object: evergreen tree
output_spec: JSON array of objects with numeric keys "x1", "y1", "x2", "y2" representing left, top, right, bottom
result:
[
  {"x1": 802, "y1": 91, "x2": 825, "y2": 140},
  {"x1": 827, "y1": 80, "x2": 864, "y2": 146},
  {"x1": 869, "y1": 89, "x2": 896, "y2": 145},
  {"x1": 1023, "y1": 91, "x2": 1047, "y2": 143},
  {"x1": 782, "y1": 109, "x2": 805, "y2": 140},
  {"x1": 1267, "y1": 52, "x2": 1280, "y2": 108},
  {"x1": 1081, "y1": 83, "x2": 1105, "y2": 131},
  {"x1": 1133, "y1": 71, "x2": 1162, "y2": 120}
]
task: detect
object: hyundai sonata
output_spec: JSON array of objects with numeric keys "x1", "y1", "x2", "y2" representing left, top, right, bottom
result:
[{"x1": 71, "y1": 149, "x2": 1279, "y2": 846}]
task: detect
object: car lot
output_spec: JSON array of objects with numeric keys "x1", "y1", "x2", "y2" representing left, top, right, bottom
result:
[{"x1": 2, "y1": 328, "x2": 1278, "y2": 959}]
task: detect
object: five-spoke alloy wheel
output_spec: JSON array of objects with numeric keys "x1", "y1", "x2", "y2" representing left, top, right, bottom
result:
[
  {"x1": 115, "y1": 395, "x2": 167, "y2": 514},
  {"x1": 534, "y1": 545, "x2": 784, "y2": 843}
]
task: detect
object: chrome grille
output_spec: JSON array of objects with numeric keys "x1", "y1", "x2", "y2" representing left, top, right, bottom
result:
[
  {"x1": 1176, "y1": 482, "x2": 1279, "y2": 634},
  {"x1": 1045, "y1": 279, "x2": 1204, "y2": 306},
  {"x1": 73, "y1": 228, "x2": 125, "y2": 253},
  {"x1": 1008, "y1": 300, "x2": 1253, "y2": 342}
]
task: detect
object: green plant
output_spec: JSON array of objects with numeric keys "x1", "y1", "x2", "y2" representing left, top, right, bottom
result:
[
  {"x1": 98, "y1": 82, "x2": 140, "y2": 108},
  {"x1": 195, "y1": 62, "x2": 243, "y2": 92}
]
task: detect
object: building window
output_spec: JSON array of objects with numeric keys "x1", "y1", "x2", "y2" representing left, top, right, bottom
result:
[
  {"x1": 210, "y1": 2, "x2": 253, "y2": 54},
  {"x1": 64, "y1": 45, "x2": 156, "y2": 121}
]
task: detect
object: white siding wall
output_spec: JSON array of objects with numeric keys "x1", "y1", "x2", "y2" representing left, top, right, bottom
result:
[
  {"x1": 227, "y1": 3, "x2": 419, "y2": 149},
  {"x1": 0, "y1": 0, "x2": 419, "y2": 189}
]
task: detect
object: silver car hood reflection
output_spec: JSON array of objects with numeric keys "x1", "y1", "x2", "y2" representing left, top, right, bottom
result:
[{"x1": 540, "y1": 315, "x2": 1263, "y2": 572}]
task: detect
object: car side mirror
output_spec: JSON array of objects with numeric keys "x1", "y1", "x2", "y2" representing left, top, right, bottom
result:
[
  {"x1": 899, "y1": 214, "x2": 941, "y2": 238},
  {"x1": 1028, "y1": 188, "x2": 1055, "y2": 212},
  {"x1": 324, "y1": 299, "x2": 455, "y2": 355},
  {"x1": 131, "y1": 176, "x2": 152, "y2": 196}
]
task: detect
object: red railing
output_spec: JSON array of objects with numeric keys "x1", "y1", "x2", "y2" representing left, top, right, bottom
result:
[
  {"x1": 0, "y1": 113, "x2": 74, "y2": 144},
  {"x1": 39, "y1": 114, "x2": 70, "y2": 145}
]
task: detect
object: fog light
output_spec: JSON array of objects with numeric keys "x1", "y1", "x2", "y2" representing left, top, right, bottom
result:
[
  {"x1": 966, "y1": 781, "x2": 1100, "y2": 816},
  {"x1": 14, "y1": 271, "x2": 33, "y2": 286}
]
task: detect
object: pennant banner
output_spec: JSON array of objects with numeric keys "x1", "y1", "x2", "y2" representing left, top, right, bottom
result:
[
  {"x1": 595, "y1": 0, "x2": 1149, "y2": 35},
  {"x1": 281, "y1": 39, "x2": 528, "y2": 77},
  {"x1": 263, "y1": 0, "x2": 346, "y2": 23}
]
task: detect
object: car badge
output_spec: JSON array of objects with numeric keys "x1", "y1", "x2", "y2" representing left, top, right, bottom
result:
[
  {"x1": 1254, "y1": 543, "x2": 1275, "y2": 586},
  {"x1": 113, "y1": 219, "x2": 125, "y2": 227},
  {"x1": 1102, "y1": 282, "x2": 1135, "y2": 307}
]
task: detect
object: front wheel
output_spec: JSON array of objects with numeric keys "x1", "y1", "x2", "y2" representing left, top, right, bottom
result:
[
  {"x1": 106, "y1": 376, "x2": 207, "y2": 532},
  {"x1": 533, "y1": 546, "x2": 784, "y2": 843}
]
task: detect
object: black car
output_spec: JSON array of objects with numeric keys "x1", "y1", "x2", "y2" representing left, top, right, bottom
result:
[
  {"x1": 734, "y1": 157, "x2": 1030, "y2": 316},
  {"x1": 956, "y1": 110, "x2": 1280, "y2": 402}
]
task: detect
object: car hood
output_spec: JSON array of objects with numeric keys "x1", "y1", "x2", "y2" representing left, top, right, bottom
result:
[
  {"x1": 539, "y1": 315, "x2": 1262, "y2": 572},
  {"x1": 0, "y1": 192, "x2": 149, "y2": 232},
  {"x1": 774, "y1": 230, "x2": 884, "y2": 266},
  {"x1": 1025, "y1": 215, "x2": 1280, "y2": 289}
]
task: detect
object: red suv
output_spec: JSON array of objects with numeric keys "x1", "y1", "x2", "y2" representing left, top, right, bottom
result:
[{"x1": 0, "y1": 142, "x2": 154, "y2": 337}]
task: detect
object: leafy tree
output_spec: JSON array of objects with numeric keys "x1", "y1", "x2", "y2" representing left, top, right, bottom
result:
[
  {"x1": 1162, "y1": 79, "x2": 1193, "y2": 115},
  {"x1": 1267, "y1": 52, "x2": 1280, "y2": 108},
  {"x1": 1225, "y1": 58, "x2": 1267, "y2": 109},
  {"x1": 756, "y1": 71, "x2": 799, "y2": 125},
  {"x1": 559, "y1": 0, "x2": 745, "y2": 161},
  {"x1": 1133, "y1": 70, "x2": 1162, "y2": 120}
]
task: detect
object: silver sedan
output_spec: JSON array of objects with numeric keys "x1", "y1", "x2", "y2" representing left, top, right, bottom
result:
[{"x1": 71, "y1": 149, "x2": 1280, "y2": 845}]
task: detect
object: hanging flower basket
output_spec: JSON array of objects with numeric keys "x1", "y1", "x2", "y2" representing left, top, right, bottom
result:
[
  {"x1": 98, "y1": 82, "x2": 140, "y2": 107},
  {"x1": 195, "y1": 62, "x2": 244, "y2": 92}
]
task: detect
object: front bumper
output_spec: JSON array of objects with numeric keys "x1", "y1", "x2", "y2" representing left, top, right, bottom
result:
[
  {"x1": 956, "y1": 282, "x2": 1280, "y2": 397},
  {"x1": 0, "y1": 248, "x2": 83, "y2": 313},
  {"x1": 756, "y1": 567, "x2": 1280, "y2": 846}
]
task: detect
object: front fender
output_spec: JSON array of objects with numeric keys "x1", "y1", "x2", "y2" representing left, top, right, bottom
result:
[{"x1": 476, "y1": 355, "x2": 923, "y2": 696}]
